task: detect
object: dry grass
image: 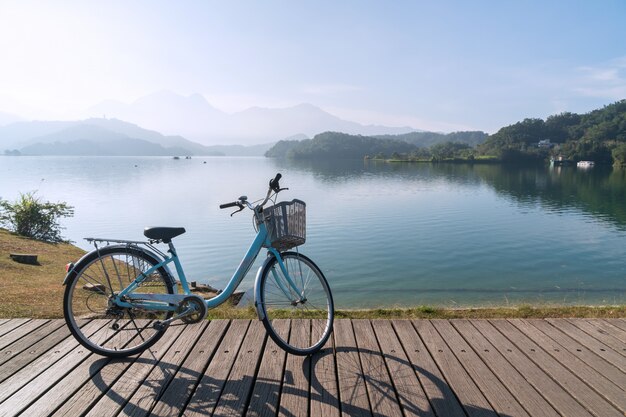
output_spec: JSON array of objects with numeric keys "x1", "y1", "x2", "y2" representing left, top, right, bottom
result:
[
  {"x1": 1, "y1": 228, "x2": 624, "y2": 319},
  {"x1": 0, "y1": 228, "x2": 86, "y2": 318}
]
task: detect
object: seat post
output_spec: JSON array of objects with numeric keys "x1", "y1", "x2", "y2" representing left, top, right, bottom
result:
[{"x1": 167, "y1": 241, "x2": 177, "y2": 256}]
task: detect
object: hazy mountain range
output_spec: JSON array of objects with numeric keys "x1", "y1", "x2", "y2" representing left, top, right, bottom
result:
[
  {"x1": 86, "y1": 91, "x2": 417, "y2": 145},
  {"x1": 0, "y1": 111, "x2": 21, "y2": 126},
  {"x1": 0, "y1": 118, "x2": 273, "y2": 156},
  {"x1": 2, "y1": 91, "x2": 478, "y2": 156}
]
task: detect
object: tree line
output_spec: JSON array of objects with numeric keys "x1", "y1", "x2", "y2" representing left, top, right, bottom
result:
[
  {"x1": 265, "y1": 100, "x2": 626, "y2": 165},
  {"x1": 265, "y1": 131, "x2": 486, "y2": 161}
]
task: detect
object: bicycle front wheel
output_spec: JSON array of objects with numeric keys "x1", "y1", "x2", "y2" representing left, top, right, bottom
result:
[
  {"x1": 63, "y1": 245, "x2": 174, "y2": 358},
  {"x1": 258, "y1": 252, "x2": 334, "y2": 355}
]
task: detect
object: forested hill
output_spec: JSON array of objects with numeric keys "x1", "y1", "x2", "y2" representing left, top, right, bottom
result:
[
  {"x1": 265, "y1": 100, "x2": 626, "y2": 165},
  {"x1": 375, "y1": 131, "x2": 487, "y2": 148},
  {"x1": 265, "y1": 130, "x2": 486, "y2": 159},
  {"x1": 479, "y1": 99, "x2": 626, "y2": 164}
]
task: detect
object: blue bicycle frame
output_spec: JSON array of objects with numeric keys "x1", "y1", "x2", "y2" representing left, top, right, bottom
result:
[{"x1": 113, "y1": 220, "x2": 302, "y2": 312}]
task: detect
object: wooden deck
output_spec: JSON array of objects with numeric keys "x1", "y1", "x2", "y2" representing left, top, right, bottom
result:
[{"x1": 0, "y1": 318, "x2": 624, "y2": 416}]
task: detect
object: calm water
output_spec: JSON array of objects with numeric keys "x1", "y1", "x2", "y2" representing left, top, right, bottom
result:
[{"x1": 1, "y1": 156, "x2": 625, "y2": 308}]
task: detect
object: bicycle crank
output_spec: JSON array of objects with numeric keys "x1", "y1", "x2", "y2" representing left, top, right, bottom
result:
[{"x1": 153, "y1": 295, "x2": 207, "y2": 330}]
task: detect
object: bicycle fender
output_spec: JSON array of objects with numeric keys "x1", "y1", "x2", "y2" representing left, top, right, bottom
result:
[
  {"x1": 62, "y1": 244, "x2": 176, "y2": 289},
  {"x1": 254, "y1": 254, "x2": 276, "y2": 320},
  {"x1": 61, "y1": 248, "x2": 98, "y2": 286}
]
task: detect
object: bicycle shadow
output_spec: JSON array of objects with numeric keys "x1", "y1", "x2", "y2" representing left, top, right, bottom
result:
[{"x1": 84, "y1": 344, "x2": 511, "y2": 417}]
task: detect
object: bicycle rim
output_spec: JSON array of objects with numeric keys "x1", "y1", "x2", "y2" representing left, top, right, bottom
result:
[
  {"x1": 64, "y1": 246, "x2": 173, "y2": 357},
  {"x1": 259, "y1": 252, "x2": 334, "y2": 355}
]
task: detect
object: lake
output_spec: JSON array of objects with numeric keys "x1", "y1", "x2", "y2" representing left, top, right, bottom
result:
[{"x1": 1, "y1": 156, "x2": 625, "y2": 308}]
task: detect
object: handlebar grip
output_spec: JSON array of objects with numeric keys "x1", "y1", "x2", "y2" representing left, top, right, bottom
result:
[
  {"x1": 219, "y1": 202, "x2": 239, "y2": 209},
  {"x1": 269, "y1": 173, "x2": 282, "y2": 191}
]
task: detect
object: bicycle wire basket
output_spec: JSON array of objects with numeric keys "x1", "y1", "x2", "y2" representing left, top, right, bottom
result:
[{"x1": 256, "y1": 199, "x2": 306, "y2": 251}]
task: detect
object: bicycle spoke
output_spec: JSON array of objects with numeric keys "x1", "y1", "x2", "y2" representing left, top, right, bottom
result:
[
  {"x1": 65, "y1": 246, "x2": 173, "y2": 357},
  {"x1": 260, "y1": 253, "x2": 333, "y2": 354}
]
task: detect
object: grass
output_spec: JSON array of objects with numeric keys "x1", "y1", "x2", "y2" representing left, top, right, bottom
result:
[
  {"x1": 0, "y1": 228, "x2": 86, "y2": 318},
  {"x1": 1, "y1": 227, "x2": 625, "y2": 319}
]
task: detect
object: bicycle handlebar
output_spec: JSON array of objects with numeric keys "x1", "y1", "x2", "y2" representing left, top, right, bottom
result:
[
  {"x1": 269, "y1": 173, "x2": 282, "y2": 192},
  {"x1": 219, "y1": 173, "x2": 285, "y2": 214},
  {"x1": 219, "y1": 201, "x2": 242, "y2": 209}
]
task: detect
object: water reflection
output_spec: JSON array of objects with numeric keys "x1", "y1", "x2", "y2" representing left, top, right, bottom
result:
[
  {"x1": 1, "y1": 156, "x2": 624, "y2": 307},
  {"x1": 273, "y1": 158, "x2": 626, "y2": 230}
]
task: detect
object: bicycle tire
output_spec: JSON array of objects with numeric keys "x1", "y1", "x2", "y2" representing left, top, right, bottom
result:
[
  {"x1": 258, "y1": 252, "x2": 334, "y2": 355},
  {"x1": 63, "y1": 245, "x2": 175, "y2": 358}
]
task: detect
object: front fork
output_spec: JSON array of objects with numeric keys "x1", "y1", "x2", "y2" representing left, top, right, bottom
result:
[{"x1": 254, "y1": 251, "x2": 306, "y2": 320}]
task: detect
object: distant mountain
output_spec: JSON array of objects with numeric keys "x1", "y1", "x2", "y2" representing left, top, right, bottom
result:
[
  {"x1": 0, "y1": 111, "x2": 21, "y2": 126},
  {"x1": 20, "y1": 137, "x2": 191, "y2": 156},
  {"x1": 0, "y1": 118, "x2": 271, "y2": 156},
  {"x1": 88, "y1": 91, "x2": 226, "y2": 141},
  {"x1": 200, "y1": 143, "x2": 275, "y2": 157},
  {"x1": 86, "y1": 91, "x2": 417, "y2": 145}
]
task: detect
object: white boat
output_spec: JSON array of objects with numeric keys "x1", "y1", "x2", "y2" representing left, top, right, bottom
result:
[{"x1": 577, "y1": 160, "x2": 594, "y2": 168}]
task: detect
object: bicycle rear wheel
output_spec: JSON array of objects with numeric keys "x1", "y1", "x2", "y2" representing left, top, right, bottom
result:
[
  {"x1": 63, "y1": 245, "x2": 174, "y2": 358},
  {"x1": 258, "y1": 252, "x2": 334, "y2": 355}
]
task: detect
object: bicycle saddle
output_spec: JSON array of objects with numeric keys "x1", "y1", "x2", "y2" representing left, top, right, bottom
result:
[{"x1": 143, "y1": 227, "x2": 186, "y2": 243}]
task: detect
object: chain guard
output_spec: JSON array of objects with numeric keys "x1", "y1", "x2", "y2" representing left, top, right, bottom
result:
[{"x1": 177, "y1": 295, "x2": 208, "y2": 324}]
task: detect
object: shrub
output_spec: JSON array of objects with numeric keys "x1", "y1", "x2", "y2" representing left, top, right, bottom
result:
[{"x1": 0, "y1": 192, "x2": 74, "y2": 242}]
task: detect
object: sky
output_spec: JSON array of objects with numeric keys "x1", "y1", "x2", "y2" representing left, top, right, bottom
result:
[{"x1": 0, "y1": 0, "x2": 625, "y2": 133}]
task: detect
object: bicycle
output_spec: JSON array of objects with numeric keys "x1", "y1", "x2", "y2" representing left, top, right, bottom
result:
[{"x1": 62, "y1": 173, "x2": 334, "y2": 357}]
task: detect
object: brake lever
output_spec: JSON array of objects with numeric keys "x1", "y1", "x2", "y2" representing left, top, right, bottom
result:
[{"x1": 230, "y1": 203, "x2": 245, "y2": 217}]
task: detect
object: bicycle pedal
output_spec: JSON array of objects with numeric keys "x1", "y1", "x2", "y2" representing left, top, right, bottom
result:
[{"x1": 153, "y1": 321, "x2": 168, "y2": 331}]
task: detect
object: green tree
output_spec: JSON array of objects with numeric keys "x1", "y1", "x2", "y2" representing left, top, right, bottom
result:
[
  {"x1": 612, "y1": 143, "x2": 626, "y2": 166},
  {"x1": 0, "y1": 192, "x2": 74, "y2": 242}
]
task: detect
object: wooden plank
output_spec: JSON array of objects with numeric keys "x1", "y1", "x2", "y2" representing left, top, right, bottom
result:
[
  {"x1": 451, "y1": 320, "x2": 560, "y2": 417},
  {"x1": 83, "y1": 324, "x2": 187, "y2": 417},
  {"x1": 8, "y1": 324, "x2": 104, "y2": 416},
  {"x1": 352, "y1": 319, "x2": 403, "y2": 417},
  {"x1": 182, "y1": 319, "x2": 250, "y2": 417},
  {"x1": 119, "y1": 323, "x2": 208, "y2": 417},
  {"x1": 586, "y1": 319, "x2": 626, "y2": 344},
  {"x1": 432, "y1": 320, "x2": 530, "y2": 416},
  {"x1": 309, "y1": 319, "x2": 340, "y2": 417},
  {"x1": 546, "y1": 318, "x2": 626, "y2": 373},
  {"x1": 51, "y1": 354, "x2": 138, "y2": 417},
  {"x1": 491, "y1": 319, "x2": 622, "y2": 417},
  {"x1": 509, "y1": 319, "x2": 626, "y2": 413},
  {"x1": 605, "y1": 318, "x2": 626, "y2": 332},
  {"x1": 334, "y1": 319, "x2": 372, "y2": 417},
  {"x1": 278, "y1": 319, "x2": 311, "y2": 417},
  {"x1": 470, "y1": 320, "x2": 594, "y2": 417},
  {"x1": 0, "y1": 320, "x2": 117, "y2": 416},
  {"x1": 245, "y1": 320, "x2": 289, "y2": 417},
  {"x1": 0, "y1": 319, "x2": 104, "y2": 404},
  {"x1": 528, "y1": 319, "x2": 625, "y2": 389},
  {"x1": 413, "y1": 320, "x2": 497, "y2": 417},
  {"x1": 211, "y1": 320, "x2": 267, "y2": 417},
  {"x1": 0, "y1": 320, "x2": 66, "y2": 369},
  {"x1": 0, "y1": 322, "x2": 77, "y2": 384},
  {"x1": 392, "y1": 320, "x2": 466, "y2": 417},
  {"x1": 0, "y1": 318, "x2": 30, "y2": 338},
  {"x1": 56, "y1": 322, "x2": 225, "y2": 417},
  {"x1": 150, "y1": 320, "x2": 230, "y2": 417},
  {"x1": 0, "y1": 319, "x2": 48, "y2": 350},
  {"x1": 371, "y1": 320, "x2": 434, "y2": 417},
  {"x1": 567, "y1": 319, "x2": 626, "y2": 357},
  {"x1": 21, "y1": 321, "x2": 175, "y2": 417}
]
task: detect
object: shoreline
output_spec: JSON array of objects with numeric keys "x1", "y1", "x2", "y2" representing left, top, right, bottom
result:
[{"x1": 1, "y1": 228, "x2": 624, "y2": 319}]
